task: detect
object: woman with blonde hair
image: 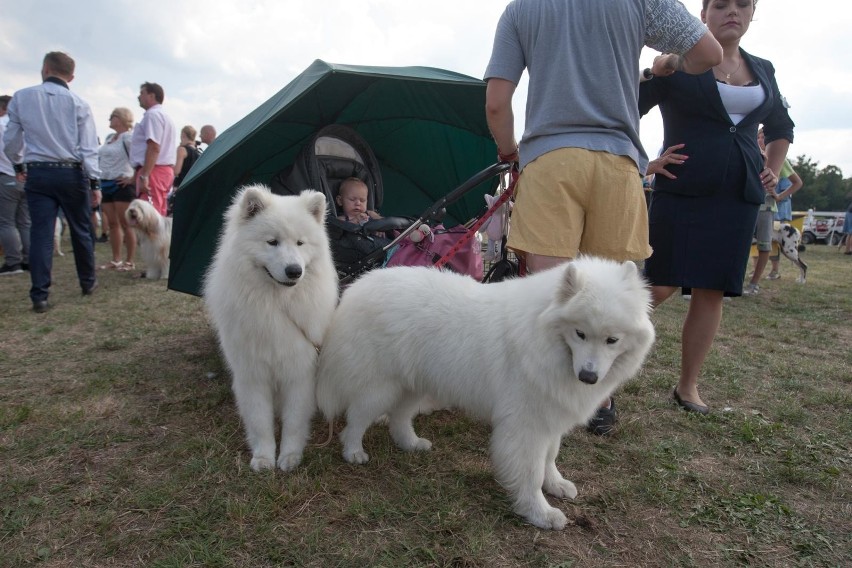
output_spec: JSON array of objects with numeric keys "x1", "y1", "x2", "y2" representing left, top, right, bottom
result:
[
  {"x1": 173, "y1": 125, "x2": 200, "y2": 189},
  {"x1": 97, "y1": 107, "x2": 137, "y2": 270}
]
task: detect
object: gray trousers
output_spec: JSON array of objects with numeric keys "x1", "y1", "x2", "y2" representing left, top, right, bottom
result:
[{"x1": 0, "y1": 172, "x2": 31, "y2": 266}]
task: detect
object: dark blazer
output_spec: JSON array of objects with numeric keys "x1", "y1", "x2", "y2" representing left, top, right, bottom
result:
[{"x1": 639, "y1": 48, "x2": 794, "y2": 204}]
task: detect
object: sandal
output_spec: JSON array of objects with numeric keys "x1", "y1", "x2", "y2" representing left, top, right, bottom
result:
[
  {"x1": 99, "y1": 260, "x2": 123, "y2": 270},
  {"x1": 117, "y1": 261, "x2": 135, "y2": 272}
]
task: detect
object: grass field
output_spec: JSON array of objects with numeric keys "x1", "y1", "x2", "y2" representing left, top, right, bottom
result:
[{"x1": 1, "y1": 242, "x2": 850, "y2": 567}]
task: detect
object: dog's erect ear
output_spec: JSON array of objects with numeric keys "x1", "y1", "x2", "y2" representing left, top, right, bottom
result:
[
  {"x1": 557, "y1": 262, "x2": 584, "y2": 303},
  {"x1": 239, "y1": 185, "x2": 270, "y2": 220},
  {"x1": 621, "y1": 260, "x2": 638, "y2": 279},
  {"x1": 301, "y1": 190, "x2": 327, "y2": 224}
]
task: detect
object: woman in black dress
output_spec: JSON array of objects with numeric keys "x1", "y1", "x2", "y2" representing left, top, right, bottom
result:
[{"x1": 639, "y1": 0, "x2": 794, "y2": 413}]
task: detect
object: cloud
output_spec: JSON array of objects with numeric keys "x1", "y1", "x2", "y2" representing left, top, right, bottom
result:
[{"x1": 2, "y1": 0, "x2": 850, "y2": 175}]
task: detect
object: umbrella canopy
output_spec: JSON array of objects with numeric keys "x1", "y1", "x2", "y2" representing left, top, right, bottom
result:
[{"x1": 168, "y1": 59, "x2": 498, "y2": 296}]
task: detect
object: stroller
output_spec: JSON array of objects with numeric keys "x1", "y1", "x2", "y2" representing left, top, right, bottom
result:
[
  {"x1": 272, "y1": 124, "x2": 514, "y2": 284},
  {"x1": 168, "y1": 60, "x2": 519, "y2": 296}
]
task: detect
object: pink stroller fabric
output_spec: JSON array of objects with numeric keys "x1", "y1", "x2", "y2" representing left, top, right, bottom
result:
[{"x1": 385, "y1": 225, "x2": 483, "y2": 280}]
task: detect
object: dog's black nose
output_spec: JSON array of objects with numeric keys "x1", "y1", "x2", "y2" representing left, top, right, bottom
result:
[
  {"x1": 578, "y1": 370, "x2": 598, "y2": 384},
  {"x1": 285, "y1": 265, "x2": 303, "y2": 280}
]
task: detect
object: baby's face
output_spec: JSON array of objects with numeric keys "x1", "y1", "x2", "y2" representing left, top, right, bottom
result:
[{"x1": 338, "y1": 185, "x2": 368, "y2": 217}]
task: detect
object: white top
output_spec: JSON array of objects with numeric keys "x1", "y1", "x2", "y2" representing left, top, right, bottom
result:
[
  {"x1": 2, "y1": 78, "x2": 100, "y2": 178},
  {"x1": 717, "y1": 81, "x2": 765, "y2": 125},
  {"x1": 98, "y1": 131, "x2": 134, "y2": 180},
  {"x1": 130, "y1": 103, "x2": 177, "y2": 167}
]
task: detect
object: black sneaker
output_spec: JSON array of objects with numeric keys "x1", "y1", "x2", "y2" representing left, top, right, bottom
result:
[
  {"x1": 586, "y1": 397, "x2": 617, "y2": 436},
  {"x1": 32, "y1": 300, "x2": 50, "y2": 313},
  {"x1": 97, "y1": 234, "x2": 110, "y2": 243},
  {"x1": 0, "y1": 263, "x2": 24, "y2": 276},
  {"x1": 21, "y1": 262, "x2": 29, "y2": 271}
]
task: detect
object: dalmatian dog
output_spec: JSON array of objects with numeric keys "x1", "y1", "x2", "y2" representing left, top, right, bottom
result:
[{"x1": 773, "y1": 223, "x2": 807, "y2": 284}]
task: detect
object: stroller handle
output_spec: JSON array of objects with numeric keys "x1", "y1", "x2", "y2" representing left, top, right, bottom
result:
[{"x1": 420, "y1": 162, "x2": 513, "y2": 221}]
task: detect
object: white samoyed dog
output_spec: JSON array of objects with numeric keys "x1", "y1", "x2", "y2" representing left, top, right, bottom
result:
[
  {"x1": 316, "y1": 257, "x2": 655, "y2": 529},
  {"x1": 204, "y1": 185, "x2": 338, "y2": 472},
  {"x1": 125, "y1": 198, "x2": 172, "y2": 279}
]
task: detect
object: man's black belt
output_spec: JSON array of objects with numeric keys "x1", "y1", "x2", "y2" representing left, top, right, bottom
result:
[{"x1": 26, "y1": 161, "x2": 82, "y2": 169}]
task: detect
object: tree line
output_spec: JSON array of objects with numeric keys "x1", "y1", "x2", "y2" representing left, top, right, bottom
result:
[{"x1": 792, "y1": 156, "x2": 851, "y2": 211}]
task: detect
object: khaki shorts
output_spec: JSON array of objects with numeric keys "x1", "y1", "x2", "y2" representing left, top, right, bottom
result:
[{"x1": 507, "y1": 147, "x2": 651, "y2": 261}]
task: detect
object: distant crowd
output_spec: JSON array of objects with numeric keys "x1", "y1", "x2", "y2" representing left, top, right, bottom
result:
[{"x1": 0, "y1": 51, "x2": 216, "y2": 305}]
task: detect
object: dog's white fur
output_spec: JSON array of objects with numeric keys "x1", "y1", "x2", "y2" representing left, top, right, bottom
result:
[
  {"x1": 204, "y1": 185, "x2": 338, "y2": 472},
  {"x1": 125, "y1": 199, "x2": 172, "y2": 279},
  {"x1": 772, "y1": 222, "x2": 807, "y2": 283},
  {"x1": 316, "y1": 257, "x2": 655, "y2": 529}
]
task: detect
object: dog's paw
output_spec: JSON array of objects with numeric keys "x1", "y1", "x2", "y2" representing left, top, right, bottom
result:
[
  {"x1": 525, "y1": 506, "x2": 568, "y2": 530},
  {"x1": 277, "y1": 452, "x2": 303, "y2": 472},
  {"x1": 544, "y1": 478, "x2": 577, "y2": 500},
  {"x1": 250, "y1": 455, "x2": 276, "y2": 471},
  {"x1": 399, "y1": 437, "x2": 432, "y2": 452},
  {"x1": 344, "y1": 449, "x2": 370, "y2": 464},
  {"x1": 411, "y1": 437, "x2": 432, "y2": 452}
]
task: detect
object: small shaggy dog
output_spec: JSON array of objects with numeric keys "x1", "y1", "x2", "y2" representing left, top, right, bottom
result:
[{"x1": 125, "y1": 198, "x2": 172, "y2": 279}]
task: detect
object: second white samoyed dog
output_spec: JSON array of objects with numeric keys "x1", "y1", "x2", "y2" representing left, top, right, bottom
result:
[
  {"x1": 204, "y1": 185, "x2": 338, "y2": 472},
  {"x1": 316, "y1": 257, "x2": 654, "y2": 529},
  {"x1": 125, "y1": 198, "x2": 172, "y2": 279}
]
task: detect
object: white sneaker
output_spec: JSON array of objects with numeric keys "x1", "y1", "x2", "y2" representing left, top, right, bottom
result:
[
  {"x1": 743, "y1": 283, "x2": 760, "y2": 296},
  {"x1": 766, "y1": 272, "x2": 780, "y2": 280}
]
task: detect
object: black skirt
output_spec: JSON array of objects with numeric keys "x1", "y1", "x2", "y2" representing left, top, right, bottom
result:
[{"x1": 645, "y1": 155, "x2": 758, "y2": 297}]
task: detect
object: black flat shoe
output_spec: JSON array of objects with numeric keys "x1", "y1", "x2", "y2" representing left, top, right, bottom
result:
[
  {"x1": 32, "y1": 300, "x2": 50, "y2": 314},
  {"x1": 673, "y1": 388, "x2": 709, "y2": 415}
]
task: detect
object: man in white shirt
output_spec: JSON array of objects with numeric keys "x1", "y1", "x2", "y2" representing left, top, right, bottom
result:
[
  {"x1": 3, "y1": 52, "x2": 102, "y2": 312},
  {"x1": 130, "y1": 82, "x2": 176, "y2": 216},
  {"x1": 0, "y1": 94, "x2": 31, "y2": 275}
]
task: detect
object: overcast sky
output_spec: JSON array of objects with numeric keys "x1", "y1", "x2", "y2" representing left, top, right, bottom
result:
[{"x1": 3, "y1": 0, "x2": 851, "y2": 177}]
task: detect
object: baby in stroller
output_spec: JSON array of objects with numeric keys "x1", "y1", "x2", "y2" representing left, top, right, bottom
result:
[
  {"x1": 336, "y1": 177, "x2": 382, "y2": 225},
  {"x1": 275, "y1": 124, "x2": 493, "y2": 283}
]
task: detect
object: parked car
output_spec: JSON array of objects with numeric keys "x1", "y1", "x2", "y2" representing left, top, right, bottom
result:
[{"x1": 799, "y1": 211, "x2": 845, "y2": 245}]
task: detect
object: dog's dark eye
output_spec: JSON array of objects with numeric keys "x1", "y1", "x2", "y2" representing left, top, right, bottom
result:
[
  {"x1": 606, "y1": 337, "x2": 619, "y2": 345},
  {"x1": 266, "y1": 239, "x2": 278, "y2": 246},
  {"x1": 575, "y1": 330, "x2": 586, "y2": 340},
  {"x1": 296, "y1": 240, "x2": 304, "y2": 246}
]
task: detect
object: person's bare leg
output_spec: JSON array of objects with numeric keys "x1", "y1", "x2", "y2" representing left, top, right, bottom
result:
[
  {"x1": 749, "y1": 250, "x2": 770, "y2": 286},
  {"x1": 114, "y1": 201, "x2": 136, "y2": 264},
  {"x1": 674, "y1": 288, "x2": 723, "y2": 408},
  {"x1": 652, "y1": 285, "x2": 679, "y2": 307},
  {"x1": 102, "y1": 202, "x2": 121, "y2": 263},
  {"x1": 769, "y1": 257, "x2": 780, "y2": 277},
  {"x1": 524, "y1": 252, "x2": 570, "y2": 273}
]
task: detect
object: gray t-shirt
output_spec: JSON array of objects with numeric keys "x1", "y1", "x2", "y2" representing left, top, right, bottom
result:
[{"x1": 484, "y1": 0, "x2": 706, "y2": 173}]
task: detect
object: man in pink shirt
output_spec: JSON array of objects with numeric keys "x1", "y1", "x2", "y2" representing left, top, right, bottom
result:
[{"x1": 130, "y1": 82, "x2": 176, "y2": 216}]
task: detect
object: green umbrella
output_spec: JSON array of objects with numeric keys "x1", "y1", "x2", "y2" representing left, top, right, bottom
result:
[{"x1": 168, "y1": 59, "x2": 498, "y2": 296}]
